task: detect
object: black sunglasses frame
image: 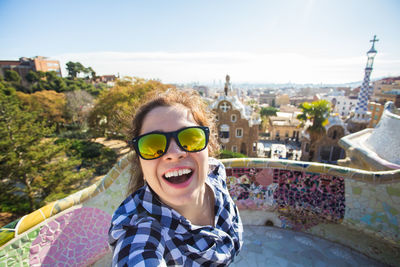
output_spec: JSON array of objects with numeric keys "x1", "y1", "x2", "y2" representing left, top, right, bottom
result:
[{"x1": 130, "y1": 126, "x2": 210, "y2": 160}]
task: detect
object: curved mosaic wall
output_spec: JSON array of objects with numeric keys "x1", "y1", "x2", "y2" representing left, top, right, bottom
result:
[{"x1": 0, "y1": 156, "x2": 399, "y2": 266}]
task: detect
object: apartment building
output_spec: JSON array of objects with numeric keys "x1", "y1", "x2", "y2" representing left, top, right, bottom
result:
[
  {"x1": 0, "y1": 56, "x2": 62, "y2": 86},
  {"x1": 267, "y1": 112, "x2": 301, "y2": 142}
]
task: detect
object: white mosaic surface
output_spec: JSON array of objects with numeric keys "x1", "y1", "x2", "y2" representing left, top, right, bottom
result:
[
  {"x1": 84, "y1": 164, "x2": 131, "y2": 215},
  {"x1": 365, "y1": 105, "x2": 400, "y2": 165},
  {"x1": 345, "y1": 179, "x2": 400, "y2": 243}
]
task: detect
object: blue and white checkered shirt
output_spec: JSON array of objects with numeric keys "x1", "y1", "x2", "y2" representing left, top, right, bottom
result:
[{"x1": 108, "y1": 158, "x2": 243, "y2": 266}]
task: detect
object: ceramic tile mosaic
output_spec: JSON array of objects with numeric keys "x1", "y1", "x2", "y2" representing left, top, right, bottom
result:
[
  {"x1": 226, "y1": 166, "x2": 345, "y2": 230},
  {"x1": 1, "y1": 156, "x2": 399, "y2": 266},
  {"x1": 29, "y1": 207, "x2": 111, "y2": 266},
  {"x1": 344, "y1": 179, "x2": 400, "y2": 244}
]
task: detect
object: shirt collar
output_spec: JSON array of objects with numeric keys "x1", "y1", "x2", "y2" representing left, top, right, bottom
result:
[{"x1": 140, "y1": 178, "x2": 220, "y2": 231}]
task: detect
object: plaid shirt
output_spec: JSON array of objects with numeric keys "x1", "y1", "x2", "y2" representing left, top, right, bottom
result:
[{"x1": 109, "y1": 158, "x2": 243, "y2": 267}]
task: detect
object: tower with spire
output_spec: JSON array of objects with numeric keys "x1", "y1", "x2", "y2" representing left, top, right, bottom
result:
[{"x1": 347, "y1": 35, "x2": 379, "y2": 133}]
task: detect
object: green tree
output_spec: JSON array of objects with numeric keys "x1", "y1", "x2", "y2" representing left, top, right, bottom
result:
[
  {"x1": 297, "y1": 100, "x2": 331, "y2": 160},
  {"x1": 65, "y1": 78, "x2": 100, "y2": 96},
  {"x1": 28, "y1": 71, "x2": 66, "y2": 93},
  {"x1": 25, "y1": 70, "x2": 40, "y2": 84},
  {"x1": 83, "y1": 67, "x2": 96, "y2": 80},
  {"x1": 88, "y1": 78, "x2": 172, "y2": 138},
  {"x1": 0, "y1": 82, "x2": 90, "y2": 213},
  {"x1": 16, "y1": 90, "x2": 67, "y2": 129},
  {"x1": 260, "y1": 106, "x2": 278, "y2": 133},
  {"x1": 66, "y1": 61, "x2": 85, "y2": 79},
  {"x1": 271, "y1": 98, "x2": 276, "y2": 108},
  {"x1": 44, "y1": 71, "x2": 67, "y2": 92},
  {"x1": 260, "y1": 106, "x2": 278, "y2": 117},
  {"x1": 4, "y1": 70, "x2": 21, "y2": 83},
  {"x1": 218, "y1": 150, "x2": 247, "y2": 159}
]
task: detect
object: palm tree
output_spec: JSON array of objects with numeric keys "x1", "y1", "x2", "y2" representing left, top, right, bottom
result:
[{"x1": 297, "y1": 100, "x2": 331, "y2": 161}]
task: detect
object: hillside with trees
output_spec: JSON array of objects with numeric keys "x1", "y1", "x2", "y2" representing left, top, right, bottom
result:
[{"x1": 0, "y1": 63, "x2": 174, "y2": 226}]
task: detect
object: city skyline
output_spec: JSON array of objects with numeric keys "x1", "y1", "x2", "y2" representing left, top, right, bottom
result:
[{"x1": 1, "y1": 0, "x2": 400, "y2": 84}]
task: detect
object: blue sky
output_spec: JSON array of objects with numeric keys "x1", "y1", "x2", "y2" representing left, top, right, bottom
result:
[{"x1": 1, "y1": 0, "x2": 399, "y2": 84}]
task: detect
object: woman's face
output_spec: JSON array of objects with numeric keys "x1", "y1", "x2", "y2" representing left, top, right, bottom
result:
[{"x1": 139, "y1": 105, "x2": 209, "y2": 209}]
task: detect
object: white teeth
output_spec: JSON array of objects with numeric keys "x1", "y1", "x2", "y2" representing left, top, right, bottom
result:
[{"x1": 164, "y1": 169, "x2": 192, "y2": 179}]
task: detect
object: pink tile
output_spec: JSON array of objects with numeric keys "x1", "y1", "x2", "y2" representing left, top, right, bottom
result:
[
  {"x1": 30, "y1": 255, "x2": 41, "y2": 265},
  {"x1": 30, "y1": 244, "x2": 40, "y2": 255},
  {"x1": 30, "y1": 207, "x2": 111, "y2": 266}
]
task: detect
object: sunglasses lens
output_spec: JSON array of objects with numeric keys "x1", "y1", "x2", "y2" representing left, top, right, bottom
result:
[
  {"x1": 138, "y1": 134, "x2": 167, "y2": 159},
  {"x1": 178, "y1": 127, "x2": 206, "y2": 152}
]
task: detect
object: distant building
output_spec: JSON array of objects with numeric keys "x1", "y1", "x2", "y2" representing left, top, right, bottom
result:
[
  {"x1": 333, "y1": 96, "x2": 358, "y2": 117},
  {"x1": 276, "y1": 94, "x2": 290, "y2": 107},
  {"x1": 211, "y1": 75, "x2": 261, "y2": 157},
  {"x1": 193, "y1": 85, "x2": 210, "y2": 97},
  {"x1": 279, "y1": 104, "x2": 301, "y2": 113},
  {"x1": 0, "y1": 56, "x2": 61, "y2": 87},
  {"x1": 373, "y1": 90, "x2": 400, "y2": 108},
  {"x1": 300, "y1": 114, "x2": 347, "y2": 163},
  {"x1": 372, "y1": 76, "x2": 400, "y2": 97},
  {"x1": 289, "y1": 96, "x2": 314, "y2": 106},
  {"x1": 95, "y1": 75, "x2": 117, "y2": 87},
  {"x1": 318, "y1": 94, "x2": 358, "y2": 117},
  {"x1": 267, "y1": 112, "x2": 301, "y2": 142},
  {"x1": 259, "y1": 90, "x2": 276, "y2": 106}
]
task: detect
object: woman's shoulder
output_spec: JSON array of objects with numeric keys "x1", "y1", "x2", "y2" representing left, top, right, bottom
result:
[
  {"x1": 110, "y1": 188, "x2": 160, "y2": 231},
  {"x1": 208, "y1": 157, "x2": 225, "y2": 175},
  {"x1": 208, "y1": 157, "x2": 228, "y2": 191}
]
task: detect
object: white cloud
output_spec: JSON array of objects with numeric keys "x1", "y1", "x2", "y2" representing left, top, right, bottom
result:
[{"x1": 54, "y1": 51, "x2": 400, "y2": 84}]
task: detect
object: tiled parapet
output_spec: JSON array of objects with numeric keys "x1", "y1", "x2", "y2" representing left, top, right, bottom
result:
[
  {"x1": 0, "y1": 154, "x2": 132, "y2": 266},
  {"x1": 222, "y1": 158, "x2": 400, "y2": 245},
  {"x1": 344, "y1": 179, "x2": 400, "y2": 244},
  {"x1": 1, "y1": 155, "x2": 399, "y2": 266}
]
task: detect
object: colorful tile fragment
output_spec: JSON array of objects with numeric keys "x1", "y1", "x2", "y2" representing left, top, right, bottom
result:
[{"x1": 29, "y1": 207, "x2": 111, "y2": 266}]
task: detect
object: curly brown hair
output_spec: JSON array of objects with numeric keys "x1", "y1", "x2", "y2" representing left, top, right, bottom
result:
[{"x1": 126, "y1": 88, "x2": 218, "y2": 196}]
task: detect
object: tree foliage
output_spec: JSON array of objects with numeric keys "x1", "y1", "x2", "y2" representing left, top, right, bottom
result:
[
  {"x1": 88, "y1": 78, "x2": 173, "y2": 138},
  {"x1": 0, "y1": 82, "x2": 91, "y2": 213},
  {"x1": 24, "y1": 71, "x2": 67, "y2": 93},
  {"x1": 297, "y1": 100, "x2": 331, "y2": 137},
  {"x1": 65, "y1": 90, "x2": 94, "y2": 129},
  {"x1": 218, "y1": 150, "x2": 247, "y2": 159},
  {"x1": 66, "y1": 61, "x2": 85, "y2": 79},
  {"x1": 260, "y1": 106, "x2": 278, "y2": 117},
  {"x1": 296, "y1": 99, "x2": 331, "y2": 160},
  {"x1": 65, "y1": 139, "x2": 117, "y2": 175},
  {"x1": 66, "y1": 61, "x2": 96, "y2": 80},
  {"x1": 260, "y1": 107, "x2": 279, "y2": 132},
  {"x1": 16, "y1": 90, "x2": 67, "y2": 126},
  {"x1": 4, "y1": 70, "x2": 21, "y2": 83}
]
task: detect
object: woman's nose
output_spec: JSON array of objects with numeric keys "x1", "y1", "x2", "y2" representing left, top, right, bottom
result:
[{"x1": 164, "y1": 139, "x2": 187, "y2": 160}]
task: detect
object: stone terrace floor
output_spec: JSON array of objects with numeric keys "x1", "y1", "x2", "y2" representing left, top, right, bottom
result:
[{"x1": 231, "y1": 225, "x2": 386, "y2": 267}]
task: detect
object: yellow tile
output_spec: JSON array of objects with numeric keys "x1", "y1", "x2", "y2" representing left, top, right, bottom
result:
[{"x1": 16, "y1": 210, "x2": 45, "y2": 235}]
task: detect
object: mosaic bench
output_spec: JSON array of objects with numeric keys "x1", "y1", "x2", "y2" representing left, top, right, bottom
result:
[{"x1": 1, "y1": 155, "x2": 399, "y2": 266}]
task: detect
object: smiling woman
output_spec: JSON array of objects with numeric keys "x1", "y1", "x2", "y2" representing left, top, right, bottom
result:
[{"x1": 108, "y1": 89, "x2": 243, "y2": 266}]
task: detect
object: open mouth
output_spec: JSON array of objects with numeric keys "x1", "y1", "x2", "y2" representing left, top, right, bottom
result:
[{"x1": 163, "y1": 168, "x2": 193, "y2": 184}]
